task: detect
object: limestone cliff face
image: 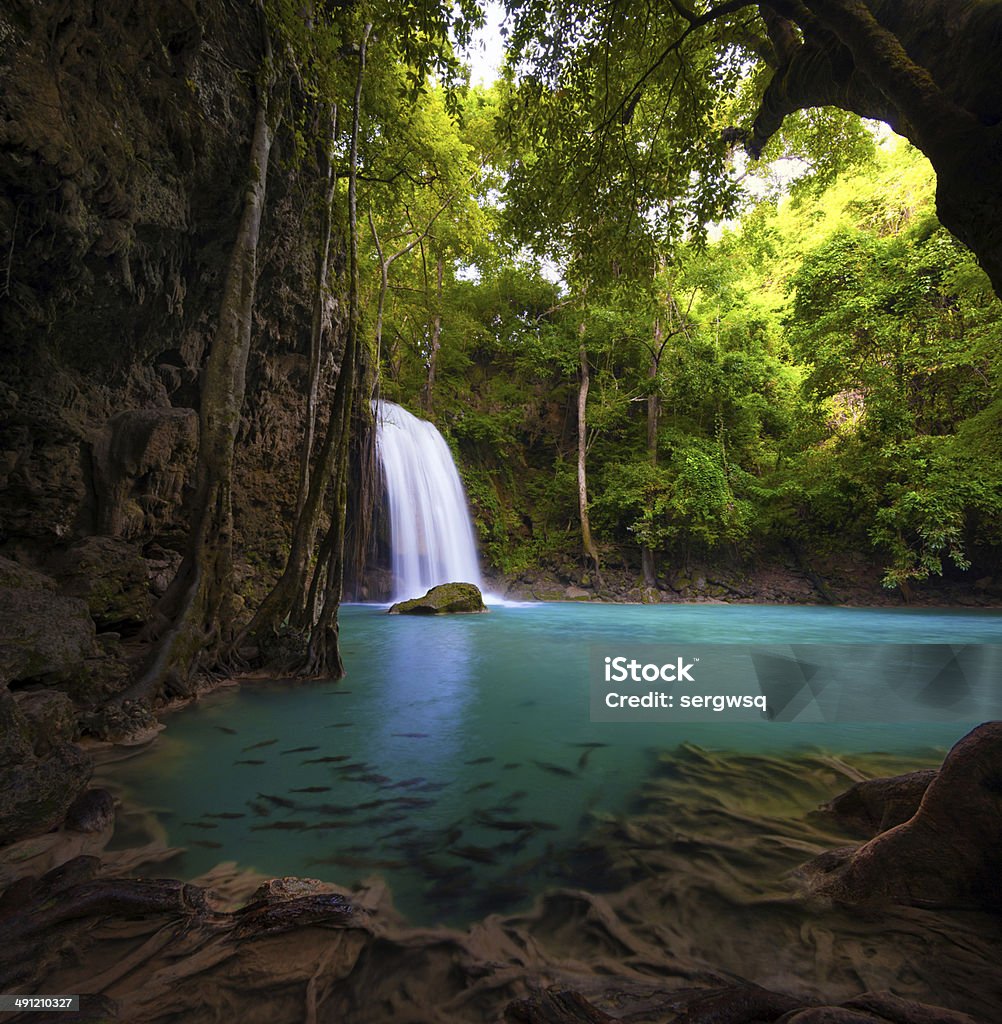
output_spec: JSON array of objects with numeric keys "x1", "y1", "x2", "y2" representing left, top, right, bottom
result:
[{"x1": 0, "y1": 0, "x2": 339, "y2": 574}]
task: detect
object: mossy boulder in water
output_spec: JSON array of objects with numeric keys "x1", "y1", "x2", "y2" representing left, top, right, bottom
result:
[{"x1": 388, "y1": 582, "x2": 487, "y2": 615}]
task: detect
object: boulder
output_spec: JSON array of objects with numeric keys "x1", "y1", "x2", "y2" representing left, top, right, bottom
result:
[
  {"x1": 54, "y1": 535, "x2": 152, "y2": 628},
  {"x1": 0, "y1": 588, "x2": 97, "y2": 684},
  {"x1": 13, "y1": 690, "x2": 78, "y2": 755},
  {"x1": 64, "y1": 788, "x2": 115, "y2": 834},
  {"x1": 0, "y1": 687, "x2": 91, "y2": 845},
  {"x1": 388, "y1": 582, "x2": 487, "y2": 615},
  {"x1": 804, "y1": 722, "x2": 1002, "y2": 909},
  {"x1": 0, "y1": 556, "x2": 57, "y2": 592}
]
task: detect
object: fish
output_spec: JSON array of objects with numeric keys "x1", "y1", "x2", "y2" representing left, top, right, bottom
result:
[
  {"x1": 360, "y1": 811, "x2": 409, "y2": 826},
  {"x1": 497, "y1": 833, "x2": 535, "y2": 856},
  {"x1": 303, "y1": 820, "x2": 355, "y2": 830},
  {"x1": 251, "y1": 820, "x2": 310, "y2": 831},
  {"x1": 323, "y1": 690, "x2": 353, "y2": 696},
  {"x1": 246, "y1": 799, "x2": 271, "y2": 817},
  {"x1": 333, "y1": 761, "x2": 371, "y2": 772},
  {"x1": 502, "y1": 762, "x2": 520, "y2": 769},
  {"x1": 190, "y1": 840, "x2": 224, "y2": 849},
  {"x1": 347, "y1": 773, "x2": 391, "y2": 785},
  {"x1": 440, "y1": 826, "x2": 463, "y2": 846},
  {"x1": 531, "y1": 759, "x2": 576, "y2": 778},
  {"x1": 391, "y1": 732, "x2": 429, "y2": 738},
  {"x1": 391, "y1": 796, "x2": 434, "y2": 808},
  {"x1": 425, "y1": 875, "x2": 472, "y2": 899},
  {"x1": 241, "y1": 739, "x2": 278, "y2": 752},
  {"x1": 213, "y1": 725, "x2": 237, "y2": 735},
  {"x1": 183, "y1": 821, "x2": 219, "y2": 830},
  {"x1": 377, "y1": 825, "x2": 417, "y2": 841},
  {"x1": 257, "y1": 793, "x2": 297, "y2": 809},
  {"x1": 306, "y1": 854, "x2": 405, "y2": 870},
  {"x1": 206, "y1": 812, "x2": 245, "y2": 820},
  {"x1": 381, "y1": 777, "x2": 423, "y2": 789},
  {"x1": 302, "y1": 755, "x2": 351, "y2": 764},
  {"x1": 465, "y1": 781, "x2": 494, "y2": 793},
  {"x1": 281, "y1": 746, "x2": 320, "y2": 755},
  {"x1": 464, "y1": 756, "x2": 494, "y2": 765},
  {"x1": 354, "y1": 798, "x2": 397, "y2": 810},
  {"x1": 290, "y1": 786, "x2": 332, "y2": 794},
  {"x1": 325, "y1": 723, "x2": 353, "y2": 728},
  {"x1": 474, "y1": 812, "x2": 558, "y2": 833},
  {"x1": 233, "y1": 759, "x2": 266, "y2": 766},
  {"x1": 449, "y1": 844, "x2": 497, "y2": 865},
  {"x1": 413, "y1": 781, "x2": 450, "y2": 793}
]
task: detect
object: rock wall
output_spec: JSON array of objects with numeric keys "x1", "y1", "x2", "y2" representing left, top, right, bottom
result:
[
  {"x1": 0, "y1": 0, "x2": 337, "y2": 567},
  {"x1": 0, "y1": 0, "x2": 342, "y2": 842}
]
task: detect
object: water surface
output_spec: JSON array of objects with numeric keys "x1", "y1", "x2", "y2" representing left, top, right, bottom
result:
[{"x1": 105, "y1": 603, "x2": 1002, "y2": 924}]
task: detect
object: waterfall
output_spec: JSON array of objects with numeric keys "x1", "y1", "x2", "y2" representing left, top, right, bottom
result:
[{"x1": 374, "y1": 400, "x2": 484, "y2": 603}]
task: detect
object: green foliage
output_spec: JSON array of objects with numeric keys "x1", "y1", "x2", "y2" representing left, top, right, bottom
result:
[{"x1": 593, "y1": 444, "x2": 751, "y2": 554}]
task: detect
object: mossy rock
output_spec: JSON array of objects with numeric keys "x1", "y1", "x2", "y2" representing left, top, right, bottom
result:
[
  {"x1": 0, "y1": 556, "x2": 57, "y2": 592},
  {"x1": 388, "y1": 582, "x2": 487, "y2": 615},
  {"x1": 0, "y1": 588, "x2": 97, "y2": 684},
  {"x1": 55, "y1": 536, "x2": 152, "y2": 629},
  {"x1": 0, "y1": 687, "x2": 91, "y2": 845}
]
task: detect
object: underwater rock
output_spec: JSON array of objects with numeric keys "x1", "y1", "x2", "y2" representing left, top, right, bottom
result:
[
  {"x1": 504, "y1": 989, "x2": 615, "y2": 1023},
  {"x1": 804, "y1": 722, "x2": 1002, "y2": 910},
  {"x1": 503, "y1": 986, "x2": 983, "y2": 1024},
  {"x1": 388, "y1": 582, "x2": 487, "y2": 615},
  {"x1": 64, "y1": 789, "x2": 115, "y2": 834},
  {"x1": 816, "y1": 768, "x2": 938, "y2": 838}
]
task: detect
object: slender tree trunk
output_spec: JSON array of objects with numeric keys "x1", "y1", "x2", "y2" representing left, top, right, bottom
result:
[
  {"x1": 577, "y1": 327, "x2": 602, "y2": 583},
  {"x1": 122, "y1": 8, "x2": 279, "y2": 701},
  {"x1": 424, "y1": 255, "x2": 443, "y2": 415},
  {"x1": 641, "y1": 317, "x2": 662, "y2": 588},
  {"x1": 298, "y1": 103, "x2": 338, "y2": 520},
  {"x1": 369, "y1": 193, "x2": 452, "y2": 399}
]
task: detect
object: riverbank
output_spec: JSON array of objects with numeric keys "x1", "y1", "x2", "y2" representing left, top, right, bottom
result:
[{"x1": 487, "y1": 552, "x2": 1002, "y2": 607}]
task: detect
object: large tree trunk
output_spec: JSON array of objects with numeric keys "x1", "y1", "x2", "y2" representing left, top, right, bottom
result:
[
  {"x1": 749, "y1": 0, "x2": 1002, "y2": 298},
  {"x1": 302, "y1": 22, "x2": 373, "y2": 678},
  {"x1": 122, "y1": 8, "x2": 279, "y2": 701},
  {"x1": 577, "y1": 329, "x2": 602, "y2": 582},
  {"x1": 245, "y1": 25, "x2": 374, "y2": 664}
]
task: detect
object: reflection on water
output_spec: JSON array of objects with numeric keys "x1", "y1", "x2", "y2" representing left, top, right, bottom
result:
[{"x1": 102, "y1": 603, "x2": 1002, "y2": 925}]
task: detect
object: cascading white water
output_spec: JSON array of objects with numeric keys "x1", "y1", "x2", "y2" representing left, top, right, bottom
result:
[{"x1": 374, "y1": 400, "x2": 484, "y2": 603}]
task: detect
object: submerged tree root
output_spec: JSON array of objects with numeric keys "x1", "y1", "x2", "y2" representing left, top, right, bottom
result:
[{"x1": 4, "y1": 735, "x2": 1001, "y2": 1023}]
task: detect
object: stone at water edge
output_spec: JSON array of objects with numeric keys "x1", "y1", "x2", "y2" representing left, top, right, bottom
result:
[
  {"x1": 803, "y1": 721, "x2": 1002, "y2": 910},
  {"x1": 388, "y1": 582, "x2": 487, "y2": 615}
]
